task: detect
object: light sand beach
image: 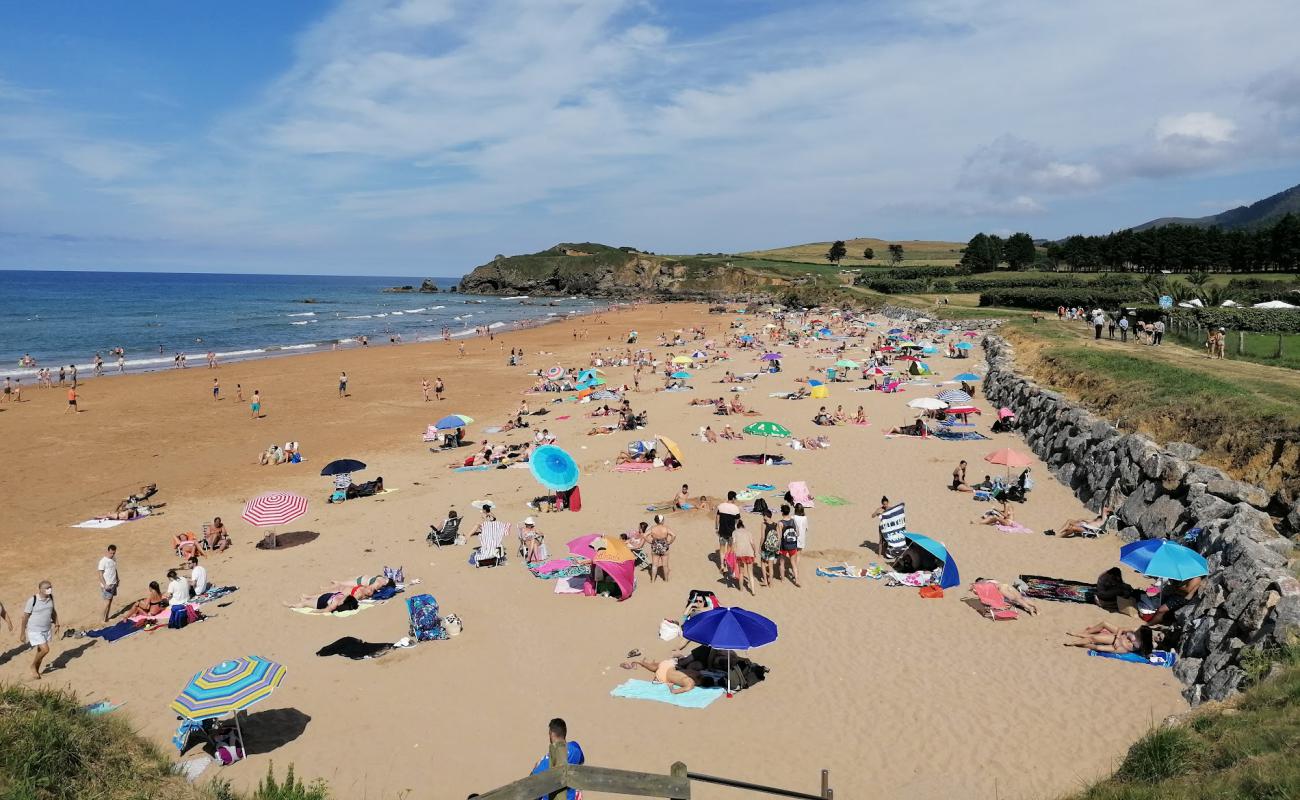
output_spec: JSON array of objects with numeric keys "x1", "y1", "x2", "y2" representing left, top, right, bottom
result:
[{"x1": 0, "y1": 303, "x2": 1186, "y2": 799}]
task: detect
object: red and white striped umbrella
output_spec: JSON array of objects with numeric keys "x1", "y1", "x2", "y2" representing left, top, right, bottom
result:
[{"x1": 241, "y1": 492, "x2": 309, "y2": 528}]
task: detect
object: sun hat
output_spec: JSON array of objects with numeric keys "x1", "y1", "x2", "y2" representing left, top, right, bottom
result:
[{"x1": 524, "y1": 517, "x2": 536, "y2": 526}]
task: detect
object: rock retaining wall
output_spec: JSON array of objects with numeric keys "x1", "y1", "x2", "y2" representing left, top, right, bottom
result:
[{"x1": 981, "y1": 334, "x2": 1299, "y2": 703}]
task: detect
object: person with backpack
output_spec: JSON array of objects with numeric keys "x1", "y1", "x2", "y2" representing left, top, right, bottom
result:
[
  {"x1": 777, "y1": 505, "x2": 801, "y2": 586},
  {"x1": 758, "y1": 508, "x2": 780, "y2": 587},
  {"x1": 20, "y1": 580, "x2": 58, "y2": 680}
]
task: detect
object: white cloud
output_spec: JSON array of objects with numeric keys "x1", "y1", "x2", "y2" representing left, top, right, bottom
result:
[{"x1": 1155, "y1": 112, "x2": 1237, "y2": 146}]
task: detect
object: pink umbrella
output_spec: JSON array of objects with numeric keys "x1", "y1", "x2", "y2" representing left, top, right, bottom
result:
[
  {"x1": 567, "y1": 534, "x2": 602, "y2": 559},
  {"x1": 997, "y1": 407, "x2": 1015, "y2": 419},
  {"x1": 963, "y1": 331, "x2": 980, "y2": 337},
  {"x1": 241, "y1": 491, "x2": 309, "y2": 528}
]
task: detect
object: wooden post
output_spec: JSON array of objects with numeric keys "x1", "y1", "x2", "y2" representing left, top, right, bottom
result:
[
  {"x1": 821, "y1": 769, "x2": 833, "y2": 799},
  {"x1": 548, "y1": 741, "x2": 568, "y2": 800},
  {"x1": 1238, "y1": 330, "x2": 1244, "y2": 357},
  {"x1": 670, "y1": 762, "x2": 689, "y2": 800},
  {"x1": 1275, "y1": 333, "x2": 1284, "y2": 359}
]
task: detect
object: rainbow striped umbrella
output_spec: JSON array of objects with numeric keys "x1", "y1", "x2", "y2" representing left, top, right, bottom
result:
[
  {"x1": 545, "y1": 366, "x2": 564, "y2": 380},
  {"x1": 170, "y1": 656, "x2": 287, "y2": 721},
  {"x1": 241, "y1": 492, "x2": 308, "y2": 528}
]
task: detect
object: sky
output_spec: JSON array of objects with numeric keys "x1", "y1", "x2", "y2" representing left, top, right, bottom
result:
[{"x1": 1, "y1": 0, "x2": 1299, "y2": 277}]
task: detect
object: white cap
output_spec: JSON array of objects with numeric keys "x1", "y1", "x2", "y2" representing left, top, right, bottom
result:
[{"x1": 524, "y1": 516, "x2": 536, "y2": 526}]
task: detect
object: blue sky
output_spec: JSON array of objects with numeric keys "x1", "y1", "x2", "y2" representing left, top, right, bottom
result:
[{"x1": 2, "y1": 0, "x2": 1298, "y2": 277}]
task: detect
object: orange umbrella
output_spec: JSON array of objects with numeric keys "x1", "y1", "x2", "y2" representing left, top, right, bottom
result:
[{"x1": 984, "y1": 448, "x2": 1033, "y2": 479}]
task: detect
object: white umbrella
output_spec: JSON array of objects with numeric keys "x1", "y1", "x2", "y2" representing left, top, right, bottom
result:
[
  {"x1": 1252, "y1": 300, "x2": 1298, "y2": 309},
  {"x1": 907, "y1": 398, "x2": 948, "y2": 411}
]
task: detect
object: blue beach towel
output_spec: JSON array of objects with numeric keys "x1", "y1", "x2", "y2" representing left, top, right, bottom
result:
[
  {"x1": 85, "y1": 620, "x2": 140, "y2": 642},
  {"x1": 82, "y1": 700, "x2": 123, "y2": 716},
  {"x1": 935, "y1": 430, "x2": 991, "y2": 441},
  {"x1": 453, "y1": 465, "x2": 492, "y2": 472},
  {"x1": 610, "y1": 679, "x2": 725, "y2": 708},
  {"x1": 1087, "y1": 649, "x2": 1177, "y2": 668}
]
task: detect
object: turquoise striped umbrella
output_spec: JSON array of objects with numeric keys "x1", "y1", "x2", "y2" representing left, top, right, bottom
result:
[{"x1": 171, "y1": 656, "x2": 287, "y2": 721}]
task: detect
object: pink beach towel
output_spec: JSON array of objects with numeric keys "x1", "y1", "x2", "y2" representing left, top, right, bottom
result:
[
  {"x1": 613, "y1": 462, "x2": 655, "y2": 473},
  {"x1": 996, "y1": 523, "x2": 1033, "y2": 534}
]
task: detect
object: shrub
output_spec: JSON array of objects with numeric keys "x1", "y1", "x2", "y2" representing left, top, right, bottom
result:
[
  {"x1": 978, "y1": 286, "x2": 1143, "y2": 309},
  {"x1": 1113, "y1": 727, "x2": 1199, "y2": 784},
  {"x1": 1173, "y1": 307, "x2": 1300, "y2": 334}
]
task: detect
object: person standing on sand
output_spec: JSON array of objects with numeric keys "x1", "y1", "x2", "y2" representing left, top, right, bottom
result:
[
  {"x1": 434, "y1": 377, "x2": 444, "y2": 401},
  {"x1": 715, "y1": 491, "x2": 741, "y2": 579},
  {"x1": 250, "y1": 390, "x2": 261, "y2": 419},
  {"x1": 65, "y1": 386, "x2": 78, "y2": 413},
  {"x1": 458, "y1": 342, "x2": 465, "y2": 358},
  {"x1": 117, "y1": 353, "x2": 125, "y2": 373},
  {"x1": 212, "y1": 378, "x2": 220, "y2": 401},
  {"x1": 20, "y1": 580, "x2": 58, "y2": 680},
  {"x1": 236, "y1": 384, "x2": 244, "y2": 402},
  {"x1": 530, "y1": 718, "x2": 584, "y2": 800},
  {"x1": 422, "y1": 379, "x2": 431, "y2": 401},
  {"x1": 339, "y1": 371, "x2": 348, "y2": 398},
  {"x1": 98, "y1": 544, "x2": 119, "y2": 623}
]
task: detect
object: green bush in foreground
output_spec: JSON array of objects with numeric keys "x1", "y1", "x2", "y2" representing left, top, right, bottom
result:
[{"x1": 0, "y1": 683, "x2": 325, "y2": 800}]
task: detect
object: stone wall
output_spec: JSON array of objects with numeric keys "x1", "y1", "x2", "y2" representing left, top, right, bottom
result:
[{"x1": 981, "y1": 334, "x2": 1299, "y2": 704}]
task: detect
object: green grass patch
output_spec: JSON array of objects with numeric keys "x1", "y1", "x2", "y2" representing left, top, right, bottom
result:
[{"x1": 1069, "y1": 656, "x2": 1300, "y2": 800}]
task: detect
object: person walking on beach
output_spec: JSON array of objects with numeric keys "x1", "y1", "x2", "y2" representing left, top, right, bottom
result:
[
  {"x1": 338, "y1": 371, "x2": 348, "y2": 398},
  {"x1": 434, "y1": 377, "x2": 444, "y2": 401},
  {"x1": 250, "y1": 389, "x2": 261, "y2": 420},
  {"x1": 715, "y1": 491, "x2": 741, "y2": 579},
  {"x1": 20, "y1": 580, "x2": 58, "y2": 680},
  {"x1": 212, "y1": 378, "x2": 220, "y2": 401},
  {"x1": 69, "y1": 364, "x2": 78, "y2": 387},
  {"x1": 117, "y1": 353, "x2": 125, "y2": 373},
  {"x1": 236, "y1": 383, "x2": 244, "y2": 402},
  {"x1": 58, "y1": 365, "x2": 66, "y2": 386},
  {"x1": 529, "y1": 718, "x2": 584, "y2": 799},
  {"x1": 458, "y1": 342, "x2": 465, "y2": 358},
  {"x1": 98, "y1": 545, "x2": 119, "y2": 623},
  {"x1": 421, "y1": 378, "x2": 431, "y2": 401},
  {"x1": 65, "y1": 387, "x2": 78, "y2": 414}
]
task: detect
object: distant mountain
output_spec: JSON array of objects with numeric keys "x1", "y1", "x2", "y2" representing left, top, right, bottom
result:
[{"x1": 1132, "y1": 182, "x2": 1300, "y2": 232}]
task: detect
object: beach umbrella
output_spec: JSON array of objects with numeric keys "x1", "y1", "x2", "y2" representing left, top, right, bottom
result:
[
  {"x1": 903, "y1": 533, "x2": 961, "y2": 589},
  {"x1": 907, "y1": 398, "x2": 948, "y2": 411},
  {"x1": 692, "y1": 351, "x2": 707, "y2": 359},
  {"x1": 900, "y1": 343, "x2": 924, "y2": 350},
  {"x1": 835, "y1": 359, "x2": 859, "y2": 369},
  {"x1": 656, "y1": 435, "x2": 685, "y2": 465},
  {"x1": 888, "y1": 328, "x2": 904, "y2": 335},
  {"x1": 241, "y1": 492, "x2": 308, "y2": 528},
  {"x1": 433, "y1": 414, "x2": 473, "y2": 430},
  {"x1": 997, "y1": 407, "x2": 1015, "y2": 419},
  {"x1": 670, "y1": 371, "x2": 692, "y2": 379},
  {"x1": 170, "y1": 656, "x2": 287, "y2": 755},
  {"x1": 896, "y1": 355, "x2": 920, "y2": 362},
  {"x1": 545, "y1": 366, "x2": 564, "y2": 380},
  {"x1": 682, "y1": 606, "x2": 779, "y2": 695},
  {"x1": 937, "y1": 328, "x2": 952, "y2": 335},
  {"x1": 1120, "y1": 539, "x2": 1209, "y2": 580},
  {"x1": 984, "y1": 447, "x2": 1033, "y2": 480},
  {"x1": 878, "y1": 345, "x2": 896, "y2": 353},
  {"x1": 955, "y1": 342, "x2": 973, "y2": 350},
  {"x1": 946, "y1": 406, "x2": 982, "y2": 416},
  {"x1": 739, "y1": 335, "x2": 755, "y2": 343},
  {"x1": 936, "y1": 389, "x2": 972, "y2": 404},
  {"x1": 529, "y1": 444, "x2": 580, "y2": 491},
  {"x1": 760, "y1": 353, "x2": 782, "y2": 361},
  {"x1": 743, "y1": 420, "x2": 791, "y2": 461},
  {"x1": 953, "y1": 372, "x2": 981, "y2": 382},
  {"x1": 672, "y1": 355, "x2": 694, "y2": 365},
  {"x1": 865, "y1": 366, "x2": 888, "y2": 376},
  {"x1": 921, "y1": 346, "x2": 937, "y2": 355},
  {"x1": 319, "y1": 459, "x2": 365, "y2": 477},
  {"x1": 963, "y1": 331, "x2": 980, "y2": 337}
]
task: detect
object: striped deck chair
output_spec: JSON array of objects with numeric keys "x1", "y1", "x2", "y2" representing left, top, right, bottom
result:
[
  {"x1": 474, "y1": 521, "x2": 509, "y2": 568},
  {"x1": 877, "y1": 503, "x2": 908, "y2": 560}
]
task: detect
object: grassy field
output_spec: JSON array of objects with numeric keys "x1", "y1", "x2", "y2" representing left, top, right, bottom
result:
[
  {"x1": 1069, "y1": 651, "x2": 1300, "y2": 800},
  {"x1": 740, "y1": 237, "x2": 966, "y2": 267},
  {"x1": 1164, "y1": 324, "x2": 1300, "y2": 371}
]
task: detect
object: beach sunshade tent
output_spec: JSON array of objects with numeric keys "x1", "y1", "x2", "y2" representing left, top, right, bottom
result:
[
  {"x1": 656, "y1": 435, "x2": 685, "y2": 465},
  {"x1": 530, "y1": 444, "x2": 580, "y2": 491},
  {"x1": 241, "y1": 492, "x2": 308, "y2": 528},
  {"x1": 936, "y1": 389, "x2": 973, "y2": 404},
  {"x1": 1120, "y1": 539, "x2": 1209, "y2": 580},
  {"x1": 568, "y1": 534, "x2": 636, "y2": 600},
  {"x1": 997, "y1": 407, "x2": 1015, "y2": 419},
  {"x1": 953, "y1": 372, "x2": 981, "y2": 382},
  {"x1": 171, "y1": 656, "x2": 287, "y2": 756},
  {"x1": 319, "y1": 459, "x2": 365, "y2": 477},
  {"x1": 907, "y1": 361, "x2": 932, "y2": 375},
  {"x1": 907, "y1": 398, "x2": 948, "y2": 411},
  {"x1": 903, "y1": 533, "x2": 961, "y2": 589},
  {"x1": 433, "y1": 414, "x2": 473, "y2": 430},
  {"x1": 955, "y1": 342, "x2": 973, "y2": 351},
  {"x1": 682, "y1": 606, "x2": 778, "y2": 693},
  {"x1": 888, "y1": 328, "x2": 904, "y2": 335}
]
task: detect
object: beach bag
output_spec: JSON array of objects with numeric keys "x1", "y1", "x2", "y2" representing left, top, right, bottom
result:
[
  {"x1": 919, "y1": 585, "x2": 944, "y2": 599},
  {"x1": 215, "y1": 732, "x2": 244, "y2": 766},
  {"x1": 567, "y1": 486, "x2": 582, "y2": 512},
  {"x1": 762, "y1": 525, "x2": 780, "y2": 554},
  {"x1": 167, "y1": 605, "x2": 189, "y2": 629},
  {"x1": 383, "y1": 566, "x2": 404, "y2": 583},
  {"x1": 406, "y1": 593, "x2": 447, "y2": 641},
  {"x1": 442, "y1": 613, "x2": 462, "y2": 637},
  {"x1": 780, "y1": 520, "x2": 799, "y2": 551},
  {"x1": 659, "y1": 619, "x2": 682, "y2": 641}
]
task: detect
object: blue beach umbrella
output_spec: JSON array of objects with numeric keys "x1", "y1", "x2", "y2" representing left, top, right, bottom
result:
[
  {"x1": 936, "y1": 389, "x2": 973, "y2": 404},
  {"x1": 887, "y1": 328, "x2": 904, "y2": 335},
  {"x1": 955, "y1": 342, "x2": 973, "y2": 350},
  {"x1": 953, "y1": 372, "x2": 980, "y2": 382},
  {"x1": 434, "y1": 414, "x2": 474, "y2": 430},
  {"x1": 739, "y1": 334, "x2": 755, "y2": 343},
  {"x1": 922, "y1": 346, "x2": 937, "y2": 354},
  {"x1": 808, "y1": 379, "x2": 823, "y2": 387},
  {"x1": 683, "y1": 607, "x2": 778, "y2": 651},
  {"x1": 529, "y1": 444, "x2": 580, "y2": 491},
  {"x1": 937, "y1": 328, "x2": 952, "y2": 335},
  {"x1": 670, "y1": 371, "x2": 693, "y2": 379},
  {"x1": 904, "y1": 533, "x2": 961, "y2": 589},
  {"x1": 1120, "y1": 539, "x2": 1209, "y2": 580}
]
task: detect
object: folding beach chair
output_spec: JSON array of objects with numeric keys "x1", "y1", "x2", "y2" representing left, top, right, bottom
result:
[
  {"x1": 474, "y1": 521, "x2": 509, "y2": 568},
  {"x1": 877, "y1": 503, "x2": 908, "y2": 560},
  {"x1": 971, "y1": 581, "x2": 1019, "y2": 621},
  {"x1": 427, "y1": 514, "x2": 463, "y2": 547},
  {"x1": 422, "y1": 425, "x2": 440, "y2": 443}
]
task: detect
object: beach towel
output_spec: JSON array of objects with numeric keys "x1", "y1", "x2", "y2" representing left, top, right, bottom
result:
[
  {"x1": 85, "y1": 620, "x2": 141, "y2": 643},
  {"x1": 1018, "y1": 575, "x2": 1096, "y2": 604},
  {"x1": 1087, "y1": 650, "x2": 1177, "y2": 668},
  {"x1": 816, "y1": 564, "x2": 883, "y2": 579},
  {"x1": 995, "y1": 523, "x2": 1033, "y2": 534},
  {"x1": 173, "y1": 719, "x2": 205, "y2": 753},
  {"x1": 613, "y1": 462, "x2": 655, "y2": 473},
  {"x1": 747, "y1": 483, "x2": 775, "y2": 491},
  {"x1": 71, "y1": 518, "x2": 126, "y2": 529},
  {"x1": 82, "y1": 699, "x2": 124, "y2": 716},
  {"x1": 644, "y1": 502, "x2": 674, "y2": 512},
  {"x1": 610, "y1": 679, "x2": 725, "y2": 709},
  {"x1": 787, "y1": 481, "x2": 814, "y2": 507},
  {"x1": 935, "y1": 430, "x2": 990, "y2": 441},
  {"x1": 483, "y1": 426, "x2": 504, "y2": 434},
  {"x1": 732, "y1": 456, "x2": 791, "y2": 466},
  {"x1": 529, "y1": 557, "x2": 591, "y2": 580},
  {"x1": 289, "y1": 603, "x2": 376, "y2": 618},
  {"x1": 815, "y1": 495, "x2": 851, "y2": 506},
  {"x1": 555, "y1": 415, "x2": 571, "y2": 421},
  {"x1": 554, "y1": 576, "x2": 587, "y2": 594},
  {"x1": 453, "y1": 465, "x2": 492, "y2": 472},
  {"x1": 316, "y1": 636, "x2": 392, "y2": 660},
  {"x1": 192, "y1": 585, "x2": 238, "y2": 605}
]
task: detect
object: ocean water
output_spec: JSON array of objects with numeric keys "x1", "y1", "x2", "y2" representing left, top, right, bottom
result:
[{"x1": 0, "y1": 270, "x2": 601, "y2": 377}]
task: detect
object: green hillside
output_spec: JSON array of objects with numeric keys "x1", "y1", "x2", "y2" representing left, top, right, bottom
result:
[{"x1": 1134, "y1": 182, "x2": 1300, "y2": 232}]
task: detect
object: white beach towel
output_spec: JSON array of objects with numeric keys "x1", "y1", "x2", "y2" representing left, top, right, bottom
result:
[{"x1": 72, "y1": 519, "x2": 125, "y2": 529}]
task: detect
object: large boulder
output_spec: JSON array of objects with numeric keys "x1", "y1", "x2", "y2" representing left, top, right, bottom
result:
[{"x1": 1207, "y1": 477, "x2": 1271, "y2": 510}]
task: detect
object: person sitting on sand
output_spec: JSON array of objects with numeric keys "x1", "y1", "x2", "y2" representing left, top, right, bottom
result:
[
  {"x1": 674, "y1": 484, "x2": 692, "y2": 510},
  {"x1": 702, "y1": 426, "x2": 719, "y2": 443},
  {"x1": 713, "y1": 396, "x2": 729, "y2": 415},
  {"x1": 951, "y1": 460, "x2": 973, "y2": 492},
  {"x1": 1145, "y1": 576, "x2": 1203, "y2": 625},
  {"x1": 1064, "y1": 622, "x2": 1153, "y2": 655},
  {"x1": 972, "y1": 578, "x2": 1038, "y2": 615},
  {"x1": 975, "y1": 500, "x2": 1014, "y2": 526},
  {"x1": 853, "y1": 406, "x2": 868, "y2": 425},
  {"x1": 728, "y1": 396, "x2": 747, "y2": 415},
  {"x1": 123, "y1": 581, "x2": 169, "y2": 618},
  {"x1": 205, "y1": 517, "x2": 231, "y2": 551},
  {"x1": 812, "y1": 406, "x2": 834, "y2": 426},
  {"x1": 832, "y1": 405, "x2": 848, "y2": 423},
  {"x1": 620, "y1": 653, "x2": 696, "y2": 694}
]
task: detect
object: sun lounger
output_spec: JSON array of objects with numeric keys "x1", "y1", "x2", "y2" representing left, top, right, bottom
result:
[
  {"x1": 474, "y1": 521, "x2": 509, "y2": 567},
  {"x1": 970, "y1": 581, "x2": 1018, "y2": 620}
]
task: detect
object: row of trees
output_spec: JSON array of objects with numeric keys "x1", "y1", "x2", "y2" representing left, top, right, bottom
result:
[
  {"x1": 825, "y1": 241, "x2": 904, "y2": 265},
  {"x1": 960, "y1": 232, "x2": 1036, "y2": 271}
]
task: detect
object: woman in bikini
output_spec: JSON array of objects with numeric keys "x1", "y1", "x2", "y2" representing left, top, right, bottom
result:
[
  {"x1": 123, "y1": 582, "x2": 168, "y2": 618},
  {"x1": 853, "y1": 406, "x2": 868, "y2": 425},
  {"x1": 286, "y1": 582, "x2": 374, "y2": 614},
  {"x1": 1064, "y1": 622, "x2": 1152, "y2": 655}
]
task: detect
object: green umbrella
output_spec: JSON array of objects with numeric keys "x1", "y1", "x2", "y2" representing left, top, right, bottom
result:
[
  {"x1": 742, "y1": 421, "x2": 791, "y2": 461},
  {"x1": 835, "y1": 359, "x2": 859, "y2": 369}
]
